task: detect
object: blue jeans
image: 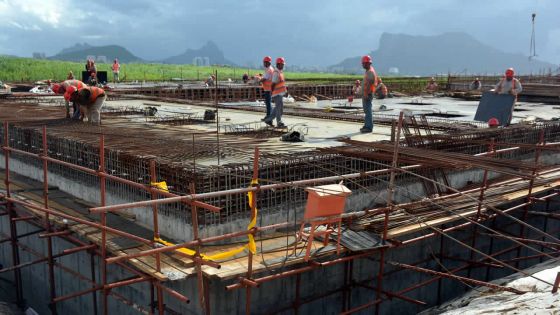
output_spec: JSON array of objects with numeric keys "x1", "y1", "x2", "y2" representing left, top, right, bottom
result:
[
  {"x1": 268, "y1": 94, "x2": 284, "y2": 125},
  {"x1": 263, "y1": 91, "x2": 272, "y2": 119},
  {"x1": 362, "y1": 94, "x2": 373, "y2": 130},
  {"x1": 72, "y1": 102, "x2": 81, "y2": 120}
]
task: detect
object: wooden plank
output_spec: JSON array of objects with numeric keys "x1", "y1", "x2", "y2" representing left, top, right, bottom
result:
[{"x1": 202, "y1": 238, "x2": 343, "y2": 280}]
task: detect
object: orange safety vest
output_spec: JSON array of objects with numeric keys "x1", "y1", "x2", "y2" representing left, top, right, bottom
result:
[
  {"x1": 363, "y1": 66, "x2": 378, "y2": 95},
  {"x1": 272, "y1": 70, "x2": 287, "y2": 96},
  {"x1": 262, "y1": 66, "x2": 274, "y2": 91},
  {"x1": 62, "y1": 80, "x2": 86, "y2": 91},
  {"x1": 79, "y1": 86, "x2": 105, "y2": 103}
]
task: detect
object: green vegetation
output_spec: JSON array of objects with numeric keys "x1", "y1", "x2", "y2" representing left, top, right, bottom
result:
[
  {"x1": 0, "y1": 56, "x2": 448, "y2": 93},
  {"x1": 0, "y1": 56, "x2": 362, "y2": 83}
]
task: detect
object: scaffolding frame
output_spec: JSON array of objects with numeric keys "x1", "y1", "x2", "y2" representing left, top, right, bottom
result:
[{"x1": 2, "y1": 118, "x2": 560, "y2": 315}]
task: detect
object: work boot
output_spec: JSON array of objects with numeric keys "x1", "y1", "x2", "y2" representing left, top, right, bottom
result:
[
  {"x1": 360, "y1": 127, "x2": 372, "y2": 133},
  {"x1": 277, "y1": 123, "x2": 287, "y2": 129},
  {"x1": 264, "y1": 120, "x2": 273, "y2": 127}
]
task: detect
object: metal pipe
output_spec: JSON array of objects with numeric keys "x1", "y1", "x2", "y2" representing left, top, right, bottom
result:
[
  {"x1": 226, "y1": 250, "x2": 381, "y2": 291},
  {"x1": 149, "y1": 160, "x2": 164, "y2": 315},
  {"x1": 3, "y1": 122, "x2": 23, "y2": 306},
  {"x1": 389, "y1": 261, "x2": 525, "y2": 294},
  {"x1": 2, "y1": 196, "x2": 152, "y2": 245},
  {"x1": 4, "y1": 139, "x2": 219, "y2": 213},
  {"x1": 89, "y1": 145, "x2": 552, "y2": 214}
]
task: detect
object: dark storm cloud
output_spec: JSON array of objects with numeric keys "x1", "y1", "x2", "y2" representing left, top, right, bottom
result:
[{"x1": 0, "y1": 0, "x2": 558, "y2": 66}]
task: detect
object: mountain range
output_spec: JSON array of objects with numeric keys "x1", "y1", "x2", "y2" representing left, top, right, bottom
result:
[
  {"x1": 328, "y1": 32, "x2": 556, "y2": 75},
  {"x1": 162, "y1": 41, "x2": 236, "y2": 66},
  {"x1": 50, "y1": 43, "x2": 143, "y2": 63},
  {"x1": 49, "y1": 41, "x2": 236, "y2": 66},
  {"x1": 48, "y1": 33, "x2": 556, "y2": 75}
]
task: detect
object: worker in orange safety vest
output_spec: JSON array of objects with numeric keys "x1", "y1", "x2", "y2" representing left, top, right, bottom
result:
[
  {"x1": 260, "y1": 56, "x2": 274, "y2": 121},
  {"x1": 70, "y1": 86, "x2": 107, "y2": 125},
  {"x1": 51, "y1": 79, "x2": 86, "y2": 118},
  {"x1": 264, "y1": 57, "x2": 287, "y2": 128},
  {"x1": 360, "y1": 55, "x2": 379, "y2": 133}
]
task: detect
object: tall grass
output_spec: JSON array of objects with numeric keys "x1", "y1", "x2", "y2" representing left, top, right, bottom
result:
[{"x1": 0, "y1": 56, "x2": 362, "y2": 83}]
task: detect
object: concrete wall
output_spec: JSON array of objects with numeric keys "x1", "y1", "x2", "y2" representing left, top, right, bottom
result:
[
  {"x1": 3, "y1": 198, "x2": 556, "y2": 314},
  {"x1": 1, "y1": 150, "x2": 559, "y2": 314}
]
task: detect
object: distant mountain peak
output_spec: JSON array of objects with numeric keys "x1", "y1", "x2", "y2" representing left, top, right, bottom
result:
[
  {"x1": 59, "y1": 43, "x2": 93, "y2": 55},
  {"x1": 50, "y1": 43, "x2": 142, "y2": 63},
  {"x1": 162, "y1": 41, "x2": 236, "y2": 66},
  {"x1": 329, "y1": 32, "x2": 554, "y2": 75}
]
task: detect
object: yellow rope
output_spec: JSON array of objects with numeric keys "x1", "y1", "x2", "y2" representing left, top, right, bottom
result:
[{"x1": 154, "y1": 178, "x2": 259, "y2": 261}]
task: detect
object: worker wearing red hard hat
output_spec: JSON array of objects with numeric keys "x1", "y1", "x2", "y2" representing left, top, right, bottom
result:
[
  {"x1": 260, "y1": 56, "x2": 274, "y2": 121},
  {"x1": 360, "y1": 55, "x2": 379, "y2": 133},
  {"x1": 494, "y1": 68, "x2": 522, "y2": 96},
  {"x1": 494, "y1": 67, "x2": 523, "y2": 125},
  {"x1": 264, "y1": 57, "x2": 287, "y2": 128},
  {"x1": 51, "y1": 79, "x2": 86, "y2": 118}
]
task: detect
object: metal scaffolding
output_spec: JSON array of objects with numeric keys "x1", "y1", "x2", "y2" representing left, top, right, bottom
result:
[{"x1": 2, "y1": 114, "x2": 560, "y2": 315}]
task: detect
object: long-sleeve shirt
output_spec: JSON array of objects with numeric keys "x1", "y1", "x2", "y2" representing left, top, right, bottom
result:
[{"x1": 494, "y1": 78, "x2": 522, "y2": 95}]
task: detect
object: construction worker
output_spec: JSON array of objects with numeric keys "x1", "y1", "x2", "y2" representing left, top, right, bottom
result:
[
  {"x1": 494, "y1": 68, "x2": 522, "y2": 96},
  {"x1": 260, "y1": 56, "x2": 274, "y2": 121},
  {"x1": 426, "y1": 77, "x2": 438, "y2": 93},
  {"x1": 360, "y1": 55, "x2": 379, "y2": 133},
  {"x1": 71, "y1": 86, "x2": 107, "y2": 125},
  {"x1": 112, "y1": 59, "x2": 120, "y2": 83},
  {"x1": 469, "y1": 77, "x2": 482, "y2": 91},
  {"x1": 375, "y1": 78, "x2": 388, "y2": 99},
  {"x1": 51, "y1": 79, "x2": 87, "y2": 118},
  {"x1": 265, "y1": 57, "x2": 287, "y2": 128}
]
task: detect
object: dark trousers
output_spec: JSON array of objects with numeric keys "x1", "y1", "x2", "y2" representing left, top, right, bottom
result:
[{"x1": 263, "y1": 91, "x2": 272, "y2": 119}]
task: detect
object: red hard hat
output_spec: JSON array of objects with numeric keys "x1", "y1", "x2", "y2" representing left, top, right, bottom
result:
[
  {"x1": 51, "y1": 84, "x2": 61, "y2": 94},
  {"x1": 505, "y1": 68, "x2": 514, "y2": 77},
  {"x1": 276, "y1": 57, "x2": 285, "y2": 64},
  {"x1": 361, "y1": 55, "x2": 372, "y2": 63},
  {"x1": 263, "y1": 56, "x2": 272, "y2": 62},
  {"x1": 488, "y1": 117, "x2": 500, "y2": 127}
]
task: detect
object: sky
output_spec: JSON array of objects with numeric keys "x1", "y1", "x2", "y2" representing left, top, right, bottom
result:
[{"x1": 0, "y1": 0, "x2": 558, "y2": 67}]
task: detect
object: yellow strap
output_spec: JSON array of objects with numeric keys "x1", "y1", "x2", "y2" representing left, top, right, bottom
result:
[
  {"x1": 150, "y1": 181, "x2": 169, "y2": 192},
  {"x1": 153, "y1": 178, "x2": 259, "y2": 261}
]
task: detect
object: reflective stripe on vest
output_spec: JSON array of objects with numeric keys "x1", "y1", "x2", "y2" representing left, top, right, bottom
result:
[
  {"x1": 364, "y1": 66, "x2": 378, "y2": 94},
  {"x1": 262, "y1": 67, "x2": 274, "y2": 91},
  {"x1": 272, "y1": 70, "x2": 287, "y2": 96},
  {"x1": 89, "y1": 87, "x2": 105, "y2": 103},
  {"x1": 62, "y1": 80, "x2": 85, "y2": 91}
]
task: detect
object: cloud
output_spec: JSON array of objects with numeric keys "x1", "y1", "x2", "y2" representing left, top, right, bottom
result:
[
  {"x1": 8, "y1": 21, "x2": 41, "y2": 31},
  {"x1": 81, "y1": 35, "x2": 107, "y2": 40},
  {"x1": 0, "y1": 0, "x2": 558, "y2": 65}
]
